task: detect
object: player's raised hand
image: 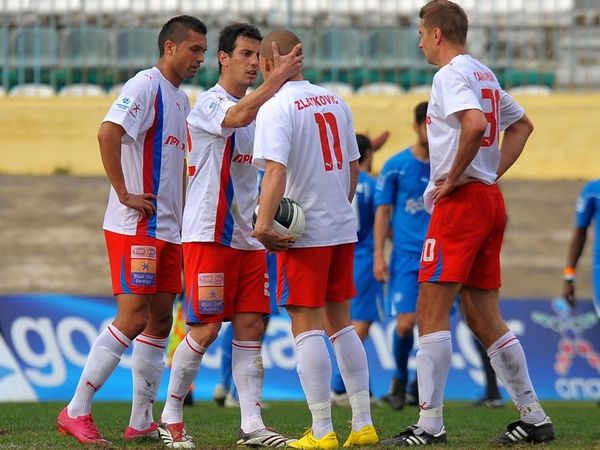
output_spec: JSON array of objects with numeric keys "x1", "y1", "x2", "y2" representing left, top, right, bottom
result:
[
  {"x1": 119, "y1": 192, "x2": 157, "y2": 220},
  {"x1": 272, "y1": 41, "x2": 304, "y2": 80}
]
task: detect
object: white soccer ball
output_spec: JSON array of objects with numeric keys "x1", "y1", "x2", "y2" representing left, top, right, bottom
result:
[{"x1": 253, "y1": 197, "x2": 305, "y2": 241}]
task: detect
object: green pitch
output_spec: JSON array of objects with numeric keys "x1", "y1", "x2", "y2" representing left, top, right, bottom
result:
[{"x1": 0, "y1": 401, "x2": 597, "y2": 449}]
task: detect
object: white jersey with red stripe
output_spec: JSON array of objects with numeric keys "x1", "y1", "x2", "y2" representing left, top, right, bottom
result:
[
  {"x1": 102, "y1": 67, "x2": 189, "y2": 244},
  {"x1": 182, "y1": 84, "x2": 262, "y2": 250},
  {"x1": 253, "y1": 80, "x2": 360, "y2": 248},
  {"x1": 424, "y1": 54, "x2": 525, "y2": 212}
]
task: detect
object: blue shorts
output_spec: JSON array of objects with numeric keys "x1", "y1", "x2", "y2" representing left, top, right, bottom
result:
[
  {"x1": 387, "y1": 253, "x2": 420, "y2": 316},
  {"x1": 350, "y1": 250, "x2": 384, "y2": 322},
  {"x1": 594, "y1": 264, "x2": 600, "y2": 317}
]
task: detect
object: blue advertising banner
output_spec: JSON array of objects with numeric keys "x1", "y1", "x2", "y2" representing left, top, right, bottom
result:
[{"x1": 0, "y1": 294, "x2": 598, "y2": 402}]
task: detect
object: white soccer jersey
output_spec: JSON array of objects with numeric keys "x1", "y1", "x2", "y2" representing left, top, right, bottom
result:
[
  {"x1": 253, "y1": 80, "x2": 360, "y2": 248},
  {"x1": 424, "y1": 54, "x2": 525, "y2": 212},
  {"x1": 182, "y1": 84, "x2": 262, "y2": 250},
  {"x1": 102, "y1": 67, "x2": 189, "y2": 244}
]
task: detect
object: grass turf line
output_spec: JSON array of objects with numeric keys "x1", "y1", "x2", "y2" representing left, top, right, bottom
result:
[{"x1": 0, "y1": 401, "x2": 598, "y2": 449}]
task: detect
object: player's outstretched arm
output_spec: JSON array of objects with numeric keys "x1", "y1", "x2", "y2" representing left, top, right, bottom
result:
[
  {"x1": 496, "y1": 113, "x2": 534, "y2": 180},
  {"x1": 222, "y1": 42, "x2": 303, "y2": 128},
  {"x1": 98, "y1": 121, "x2": 156, "y2": 219},
  {"x1": 562, "y1": 226, "x2": 588, "y2": 308}
]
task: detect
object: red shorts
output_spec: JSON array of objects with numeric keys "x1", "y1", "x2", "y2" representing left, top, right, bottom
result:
[
  {"x1": 277, "y1": 243, "x2": 356, "y2": 308},
  {"x1": 183, "y1": 242, "x2": 269, "y2": 324},
  {"x1": 418, "y1": 182, "x2": 506, "y2": 289},
  {"x1": 104, "y1": 230, "x2": 182, "y2": 295}
]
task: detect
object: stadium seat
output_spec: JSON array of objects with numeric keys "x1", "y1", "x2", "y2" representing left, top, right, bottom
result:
[
  {"x1": 36, "y1": 0, "x2": 82, "y2": 14},
  {"x1": 0, "y1": 87, "x2": 6, "y2": 97},
  {"x1": 356, "y1": 82, "x2": 404, "y2": 95},
  {"x1": 116, "y1": 28, "x2": 159, "y2": 70},
  {"x1": 320, "y1": 82, "x2": 354, "y2": 97},
  {"x1": 82, "y1": 0, "x2": 129, "y2": 14},
  {"x1": 9, "y1": 83, "x2": 55, "y2": 97},
  {"x1": 315, "y1": 29, "x2": 363, "y2": 70},
  {"x1": 364, "y1": 28, "x2": 426, "y2": 70},
  {"x1": 59, "y1": 84, "x2": 106, "y2": 97},
  {"x1": 62, "y1": 27, "x2": 112, "y2": 69},
  {"x1": 507, "y1": 85, "x2": 553, "y2": 95},
  {"x1": 406, "y1": 84, "x2": 432, "y2": 95},
  {"x1": 10, "y1": 27, "x2": 59, "y2": 68}
]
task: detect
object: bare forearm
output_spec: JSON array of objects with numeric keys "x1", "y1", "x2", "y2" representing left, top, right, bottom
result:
[
  {"x1": 446, "y1": 110, "x2": 486, "y2": 182},
  {"x1": 255, "y1": 162, "x2": 287, "y2": 232},
  {"x1": 373, "y1": 206, "x2": 391, "y2": 259},
  {"x1": 566, "y1": 228, "x2": 587, "y2": 269},
  {"x1": 348, "y1": 160, "x2": 359, "y2": 202},
  {"x1": 496, "y1": 114, "x2": 533, "y2": 180},
  {"x1": 98, "y1": 123, "x2": 127, "y2": 200}
]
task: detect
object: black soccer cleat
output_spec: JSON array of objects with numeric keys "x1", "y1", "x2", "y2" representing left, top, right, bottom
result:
[
  {"x1": 491, "y1": 417, "x2": 555, "y2": 446},
  {"x1": 380, "y1": 425, "x2": 447, "y2": 446}
]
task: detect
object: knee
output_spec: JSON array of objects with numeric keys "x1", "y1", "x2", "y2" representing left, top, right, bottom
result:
[{"x1": 189, "y1": 323, "x2": 221, "y2": 348}]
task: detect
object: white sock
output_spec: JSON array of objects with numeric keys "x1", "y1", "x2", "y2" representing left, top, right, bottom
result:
[
  {"x1": 68, "y1": 325, "x2": 131, "y2": 417},
  {"x1": 232, "y1": 340, "x2": 266, "y2": 433},
  {"x1": 330, "y1": 326, "x2": 372, "y2": 431},
  {"x1": 128, "y1": 333, "x2": 167, "y2": 430},
  {"x1": 295, "y1": 330, "x2": 333, "y2": 439},
  {"x1": 488, "y1": 331, "x2": 547, "y2": 424},
  {"x1": 161, "y1": 333, "x2": 205, "y2": 424},
  {"x1": 416, "y1": 330, "x2": 451, "y2": 435}
]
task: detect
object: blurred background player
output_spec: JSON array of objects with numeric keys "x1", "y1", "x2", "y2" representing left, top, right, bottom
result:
[
  {"x1": 253, "y1": 29, "x2": 378, "y2": 449},
  {"x1": 373, "y1": 101, "x2": 429, "y2": 411},
  {"x1": 382, "y1": 1, "x2": 553, "y2": 446},
  {"x1": 157, "y1": 23, "x2": 302, "y2": 449},
  {"x1": 562, "y1": 178, "x2": 600, "y2": 318},
  {"x1": 56, "y1": 16, "x2": 207, "y2": 447},
  {"x1": 330, "y1": 134, "x2": 385, "y2": 407}
]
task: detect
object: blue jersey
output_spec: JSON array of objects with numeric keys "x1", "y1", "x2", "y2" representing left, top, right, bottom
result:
[
  {"x1": 353, "y1": 171, "x2": 377, "y2": 254},
  {"x1": 375, "y1": 148, "x2": 430, "y2": 257},
  {"x1": 575, "y1": 179, "x2": 600, "y2": 268}
]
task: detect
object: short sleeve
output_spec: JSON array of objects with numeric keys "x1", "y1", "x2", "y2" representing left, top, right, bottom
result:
[
  {"x1": 253, "y1": 99, "x2": 291, "y2": 169},
  {"x1": 375, "y1": 158, "x2": 398, "y2": 206},
  {"x1": 187, "y1": 90, "x2": 237, "y2": 138},
  {"x1": 575, "y1": 182, "x2": 596, "y2": 229},
  {"x1": 342, "y1": 101, "x2": 360, "y2": 162},
  {"x1": 498, "y1": 91, "x2": 525, "y2": 131},
  {"x1": 104, "y1": 75, "x2": 154, "y2": 144},
  {"x1": 437, "y1": 68, "x2": 482, "y2": 128}
]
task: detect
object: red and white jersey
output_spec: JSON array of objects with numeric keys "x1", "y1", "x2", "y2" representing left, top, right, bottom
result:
[
  {"x1": 182, "y1": 84, "x2": 261, "y2": 250},
  {"x1": 253, "y1": 80, "x2": 360, "y2": 248},
  {"x1": 425, "y1": 54, "x2": 524, "y2": 212},
  {"x1": 102, "y1": 67, "x2": 189, "y2": 244}
]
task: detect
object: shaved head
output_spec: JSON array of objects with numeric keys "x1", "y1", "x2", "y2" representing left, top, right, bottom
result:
[{"x1": 260, "y1": 29, "x2": 301, "y2": 62}]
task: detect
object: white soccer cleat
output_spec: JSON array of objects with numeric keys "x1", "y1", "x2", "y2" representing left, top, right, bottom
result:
[
  {"x1": 237, "y1": 427, "x2": 297, "y2": 448},
  {"x1": 157, "y1": 422, "x2": 195, "y2": 448}
]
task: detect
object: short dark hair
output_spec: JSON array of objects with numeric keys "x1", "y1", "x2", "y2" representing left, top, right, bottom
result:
[
  {"x1": 158, "y1": 15, "x2": 207, "y2": 57},
  {"x1": 415, "y1": 101, "x2": 429, "y2": 124},
  {"x1": 356, "y1": 134, "x2": 372, "y2": 163},
  {"x1": 419, "y1": 0, "x2": 468, "y2": 46},
  {"x1": 218, "y1": 23, "x2": 262, "y2": 72}
]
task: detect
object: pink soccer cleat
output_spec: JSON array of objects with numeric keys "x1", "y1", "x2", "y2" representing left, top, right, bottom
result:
[
  {"x1": 123, "y1": 422, "x2": 159, "y2": 441},
  {"x1": 57, "y1": 406, "x2": 112, "y2": 446}
]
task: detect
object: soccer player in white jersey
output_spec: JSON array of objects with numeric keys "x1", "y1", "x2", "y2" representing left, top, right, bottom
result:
[
  {"x1": 57, "y1": 16, "x2": 207, "y2": 446},
  {"x1": 381, "y1": 1, "x2": 555, "y2": 447},
  {"x1": 252, "y1": 30, "x2": 378, "y2": 450},
  {"x1": 156, "y1": 23, "x2": 302, "y2": 449}
]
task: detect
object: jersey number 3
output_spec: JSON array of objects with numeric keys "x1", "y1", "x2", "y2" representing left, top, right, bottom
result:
[
  {"x1": 314, "y1": 112, "x2": 343, "y2": 171},
  {"x1": 481, "y1": 88, "x2": 500, "y2": 148}
]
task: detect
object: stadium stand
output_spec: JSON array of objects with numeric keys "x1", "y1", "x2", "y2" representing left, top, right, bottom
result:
[
  {"x1": 0, "y1": 0, "x2": 598, "y2": 92},
  {"x1": 9, "y1": 83, "x2": 56, "y2": 97},
  {"x1": 58, "y1": 83, "x2": 106, "y2": 97},
  {"x1": 356, "y1": 81, "x2": 404, "y2": 95},
  {"x1": 320, "y1": 81, "x2": 354, "y2": 97}
]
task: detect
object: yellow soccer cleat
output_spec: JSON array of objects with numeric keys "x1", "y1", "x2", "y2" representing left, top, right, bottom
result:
[
  {"x1": 343, "y1": 424, "x2": 379, "y2": 448},
  {"x1": 287, "y1": 429, "x2": 339, "y2": 449}
]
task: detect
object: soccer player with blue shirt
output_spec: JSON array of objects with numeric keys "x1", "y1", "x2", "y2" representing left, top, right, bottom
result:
[
  {"x1": 562, "y1": 179, "x2": 600, "y2": 318},
  {"x1": 330, "y1": 134, "x2": 384, "y2": 403},
  {"x1": 373, "y1": 102, "x2": 430, "y2": 411}
]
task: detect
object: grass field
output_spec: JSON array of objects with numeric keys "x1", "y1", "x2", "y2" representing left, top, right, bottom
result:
[{"x1": 0, "y1": 401, "x2": 598, "y2": 449}]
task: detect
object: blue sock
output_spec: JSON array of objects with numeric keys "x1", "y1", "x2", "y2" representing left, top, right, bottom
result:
[
  {"x1": 393, "y1": 328, "x2": 414, "y2": 382},
  {"x1": 219, "y1": 325, "x2": 234, "y2": 391}
]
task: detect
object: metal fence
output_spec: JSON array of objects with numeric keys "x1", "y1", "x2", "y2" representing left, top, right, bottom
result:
[{"x1": 1, "y1": 0, "x2": 600, "y2": 95}]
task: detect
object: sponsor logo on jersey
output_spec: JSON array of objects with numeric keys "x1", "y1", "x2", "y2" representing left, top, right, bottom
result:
[
  {"x1": 232, "y1": 153, "x2": 253, "y2": 164},
  {"x1": 115, "y1": 96, "x2": 132, "y2": 111},
  {"x1": 405, "y1": 197, "x2": 426, "y2": 215},
  {"x1": 198, "y1": 273, "x2": 224, "y2": 286},
  {"x1": 165, "y1": 135, "x2": 186, "y2": 151},
  {"x1": 130, "y1": 246, "x2": 157, "y2": 286},
  {"x1": 128, "y1": 102, "x2": 142, "y2": 120},
  {"x1": 197, "y1": 273, "x2": 224, "y2": 314},
  {"x1": 131, "y1": 246, "x2": 157, "y2": 259}
]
